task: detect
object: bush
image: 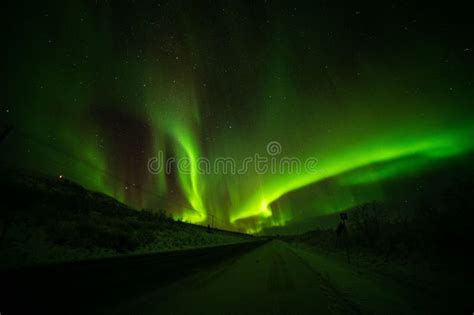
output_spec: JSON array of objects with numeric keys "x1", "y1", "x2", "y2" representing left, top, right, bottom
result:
[{"x1": 288, "y1": 197, "x2": 473, "y2": 267}]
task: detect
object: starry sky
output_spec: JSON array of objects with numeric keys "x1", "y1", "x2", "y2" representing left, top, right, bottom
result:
[{"x1": 2, "y1": 1, "x2": 473, "y2": 233}]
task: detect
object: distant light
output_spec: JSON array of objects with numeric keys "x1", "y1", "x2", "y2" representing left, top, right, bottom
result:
[{"x1": 59, "y1": 175, "x2": 63, "y2": 179}]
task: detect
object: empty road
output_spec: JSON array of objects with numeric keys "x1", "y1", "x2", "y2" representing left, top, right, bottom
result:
[
  {"x1": 105, "y1": 240, "x2": 433, "y2": 315},
  {"x1": 2, "y1": 240, "x2": 461, "y2": 314}
]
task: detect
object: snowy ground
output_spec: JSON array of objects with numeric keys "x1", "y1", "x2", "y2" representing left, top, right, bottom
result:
[{"x1": 106, "y1": 240, "x2": 469, "y2": 314}]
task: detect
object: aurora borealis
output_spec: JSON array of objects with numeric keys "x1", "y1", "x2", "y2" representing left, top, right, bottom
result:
[{"x1": 2, "y1": 1, "x2": 473, "y2": 233}]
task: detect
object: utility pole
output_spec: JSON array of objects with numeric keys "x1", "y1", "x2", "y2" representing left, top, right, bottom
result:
[
  {"x1": 340, "y1": 213, "x2": 351, "y2": 264},
  {"x1": 208, "y1": 213, "x2": 215, "y2": 229}
]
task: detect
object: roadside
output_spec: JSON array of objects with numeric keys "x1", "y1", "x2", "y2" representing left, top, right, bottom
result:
[
  {"x1": 288, "y1": 242, "x2": 472, "y2": 314},
  {"x1": 0, "y1": 170, "x2": 254, "y2": 268},
  {"x1": 1, "y1": 240, "x2": 266, "y2": 315}
]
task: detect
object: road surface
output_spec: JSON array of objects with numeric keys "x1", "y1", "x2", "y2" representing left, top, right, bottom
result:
[
  {"x1": 105, "y1": 240, "x2": 430, "y2": 314},
  {"x1": 1, "y1": 240, "x2": 460, "y2": 314}
]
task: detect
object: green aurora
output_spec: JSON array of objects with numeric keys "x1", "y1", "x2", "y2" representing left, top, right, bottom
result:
[{"x1": 2, "y1": 1, "x2": 473, "y2": 232}]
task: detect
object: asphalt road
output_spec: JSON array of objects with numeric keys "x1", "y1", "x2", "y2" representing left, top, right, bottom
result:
[{"x1": 1, "y1": 240, "x2": 463, "y2": 314}]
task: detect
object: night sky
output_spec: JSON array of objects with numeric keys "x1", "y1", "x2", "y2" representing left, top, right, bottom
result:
[{"x1": 2, "y1": 1, "x2": 473, "y2": 232}]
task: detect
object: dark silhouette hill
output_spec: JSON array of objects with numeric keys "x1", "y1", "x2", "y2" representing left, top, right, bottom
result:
[{"x1": 0, "y1": 169, "x2": 253, "y2": 267}]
